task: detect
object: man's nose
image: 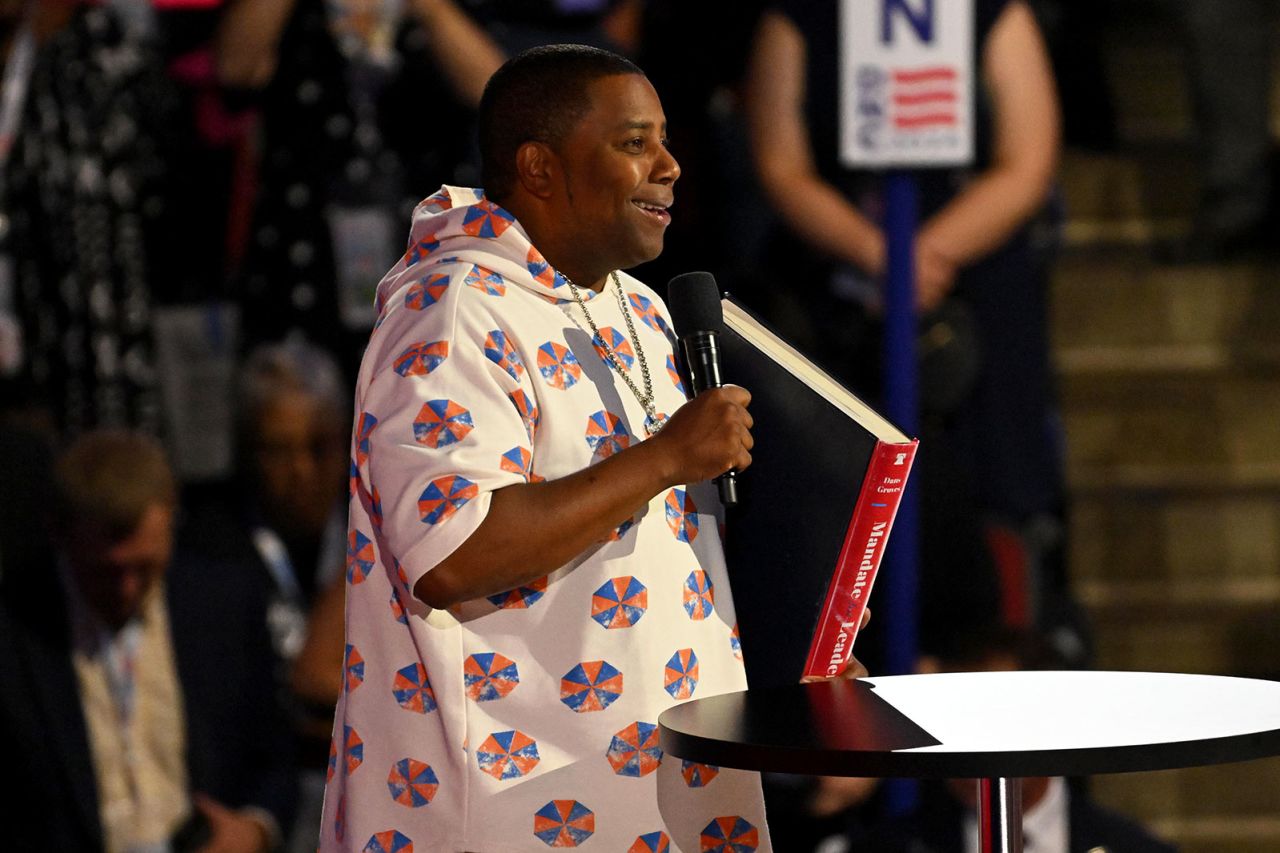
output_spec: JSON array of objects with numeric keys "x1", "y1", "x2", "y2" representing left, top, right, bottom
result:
[{"x1": 653, "y1": 146, "x2": 680, "y2": 185}]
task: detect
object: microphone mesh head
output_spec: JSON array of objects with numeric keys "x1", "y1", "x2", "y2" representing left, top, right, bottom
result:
[{"x1": 667, "y1": 271, "x2": 723, "y2": 336}]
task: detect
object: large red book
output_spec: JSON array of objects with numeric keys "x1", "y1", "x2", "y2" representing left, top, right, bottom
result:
[{"x1": 718, "y1": 297, "x2": 918, "y2": 688}]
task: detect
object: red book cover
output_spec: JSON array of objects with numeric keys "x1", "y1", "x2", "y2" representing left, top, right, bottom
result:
[{"x1": 802, "y1": 439, "x2": 918, "y2": 678}]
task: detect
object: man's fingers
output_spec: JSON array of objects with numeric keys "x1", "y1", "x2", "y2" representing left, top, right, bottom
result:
[
  {"x1": 720, "y1": 384, "x2": 751, "y2": 407},
  {"x1": 193, "y1": 793, "x2": 223, "y2": 818},
  {"x1": 842, "y1": 655, "x2": 869, "y2": 680}
]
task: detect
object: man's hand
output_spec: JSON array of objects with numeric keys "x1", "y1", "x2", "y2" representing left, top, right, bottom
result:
[
  {"x1": 800, "y1": 607, "x2": 871, "y2": 683},
  {"x1": 914, "y1": 236, "x2": 959, "y2": 313},
  {"x1": 192, "y1": 794, "x2": 270, "y2": 853},
  {"x1": 646, "y1": 385, "x2": 753, "y2": 486}
]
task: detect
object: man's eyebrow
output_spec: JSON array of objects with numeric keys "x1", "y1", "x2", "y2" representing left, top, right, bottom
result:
[{"x1": 616, "y1": 120, "x2": 669, "y2": 134}]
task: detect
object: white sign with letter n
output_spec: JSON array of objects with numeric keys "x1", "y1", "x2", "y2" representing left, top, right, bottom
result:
[{"x1": 839, "y1": 0, "x2": 975, "y2": 168}]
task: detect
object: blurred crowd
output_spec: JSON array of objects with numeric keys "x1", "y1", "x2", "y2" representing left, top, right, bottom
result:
[{"x1": 1, "y1": 0, "x2": 1273, "y2": 850}]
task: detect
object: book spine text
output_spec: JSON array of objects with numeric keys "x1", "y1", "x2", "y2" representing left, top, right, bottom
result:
[{"x1": 802, "y1": 439, "x2": 919, "y2": 678}]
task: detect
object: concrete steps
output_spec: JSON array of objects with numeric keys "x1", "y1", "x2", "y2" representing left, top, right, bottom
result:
[
  {"x1": 1009, "y1": 4, "x2": 1280, "y2": 842},
  {"x1": 1052, "y1": 248, "x2": 1280, "y2": 673},
  {"x1": 1052, "y1": 251, "x2": 1280, "y2": 357},
  {"x1": 1051, "y1": 120, "x2": 1280, "y2": 848},
  {"x1": 1071, "y1": 491, "x2": 1280, "y2": 590},
  {"x1": 1091, "y1": 758, "x2": 1280, "y2": 853},
  {"x1": 1062, "y1": 372, "x2": 1280, "y2": 488},
  {"x1": 1058, "y1": 150, "x2": 1195, "y2": 247}
]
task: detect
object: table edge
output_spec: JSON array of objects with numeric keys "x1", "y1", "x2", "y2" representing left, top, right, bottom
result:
[{"x1": 659, "y1": 719, "x2": 1280, "y2": 779}]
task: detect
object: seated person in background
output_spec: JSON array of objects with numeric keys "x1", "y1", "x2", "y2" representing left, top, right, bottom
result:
[
  {"x1": 239, "y1": 340, "x2": 354, "y2": 852},
  {"x1": 0, "y1": 430, "x2": 296, "y2": 852},
  {"x1": 836, "y1": 627, "x2": 1179, "y2": 853},
  {"x1": 183, "y1": 339, "x2": 352, "y2": 851},
  {"x1": 233, "y1": 340, "x2": 350, "y2": 671}
]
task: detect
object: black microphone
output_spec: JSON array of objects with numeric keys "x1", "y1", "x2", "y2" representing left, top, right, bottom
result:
[{"x1": 667, "y1": 271, "x2": 738, "y2": 507}]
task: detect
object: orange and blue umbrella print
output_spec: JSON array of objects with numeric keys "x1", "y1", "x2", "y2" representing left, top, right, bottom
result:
[
  {"x1": 387, "y1": 758, "x2": 439, "y2": 807},
  {"x1": 533, "y1": 799, "x2": 595, "y2": 847},
  {"x1": 560, "y1": 660, "x2": 623, "y2": 713},
  {"x1": 591, "y1": 576, "x2": 648, "y2": 629},
  {"x1": 477, "y1": 729, "x2": 540, "y2": 781}
]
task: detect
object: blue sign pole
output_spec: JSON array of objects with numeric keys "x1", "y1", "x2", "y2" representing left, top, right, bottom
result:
[
  {"x1": 881, "y1": 169, "x2": 921, "y2": 815},
  {"x1": 843, "y1": 0, "x2": 974, "y2": 818}
]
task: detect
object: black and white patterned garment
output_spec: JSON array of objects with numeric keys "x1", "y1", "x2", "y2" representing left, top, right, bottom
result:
[{"x1": 9, "y1": 6, "x2": 181, "y2": 435}]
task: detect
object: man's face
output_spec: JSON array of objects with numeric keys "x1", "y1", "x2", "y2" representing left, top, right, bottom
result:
[
  {"x1": 252, "y1": 390, "x2": 347, "y2": 537},
  {"x1": 64, "y1": 503, "x2": 175, "y2": 630},
  {"x1": 553, "y1": 73, "x2": 680, "y2": 280}
]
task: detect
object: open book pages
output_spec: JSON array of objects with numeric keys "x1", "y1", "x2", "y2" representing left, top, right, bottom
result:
[{"x1": 721, "y1": 298, "x2": 910, "y2": 443}]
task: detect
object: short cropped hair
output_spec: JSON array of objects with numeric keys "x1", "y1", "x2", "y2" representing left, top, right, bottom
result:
[
  {"x1": 52, "y1": 430, "x2": 177, "y2": 539},
  {"x1": 479, "y1": 44, "x2": 643, "y2": 203},
  {"x1": 237, "y1": 339, "x2": 348, "y2": 434}
]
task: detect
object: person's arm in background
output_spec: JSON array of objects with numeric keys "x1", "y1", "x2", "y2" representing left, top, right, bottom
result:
[
  {"x1": 601, "y1": 0, "x2": 644, "y2": 55},
  {"x1": 411, "y1": 0, "x2": 646, "y2": 105},
  {"x1": 215, "y1": 0, "x2": 506, "y2": 107},
  {"x1": 745, "y1": 11, "x2": 888, "y2": 282},
  {"x1": 913, "y1": 0, "x2": 1060, "y2": 311},
  {"x1": 214, "y1": 0, "x2": 298, "y2": 89},
  {"x1": 405, "y1": 0, "x2": 506, "y2": 108},
  {"x1": 290, "y1": 574, "x2": 346, "y2": 714}
]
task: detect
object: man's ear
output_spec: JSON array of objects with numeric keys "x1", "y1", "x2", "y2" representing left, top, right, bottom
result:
[{"x1": 515, "y1": 141, "x2": 557, "y2": 199}]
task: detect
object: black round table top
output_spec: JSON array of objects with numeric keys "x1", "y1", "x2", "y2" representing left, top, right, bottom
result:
[{"x1": 658, "y1": 671, "x2": 1280, "y2": 779}]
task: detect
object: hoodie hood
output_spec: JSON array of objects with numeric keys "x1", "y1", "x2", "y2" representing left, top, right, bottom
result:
[{"x1": 376, "y1": 185, "x2": 606, "y2": 317}]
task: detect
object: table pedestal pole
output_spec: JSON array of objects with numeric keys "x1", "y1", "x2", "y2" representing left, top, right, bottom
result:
[{"x1": 977, "y1": 777, "x2": 1022, "y2": 853}]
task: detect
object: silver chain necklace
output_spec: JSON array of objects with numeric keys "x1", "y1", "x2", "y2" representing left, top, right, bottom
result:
[{"x1": 566, "y1": 271, "x2": 666, "y2": 436}]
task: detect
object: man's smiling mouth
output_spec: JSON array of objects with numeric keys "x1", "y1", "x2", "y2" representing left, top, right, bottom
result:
[{"x1": 631, "y1": 199, "x2": 671, "y2": 224}]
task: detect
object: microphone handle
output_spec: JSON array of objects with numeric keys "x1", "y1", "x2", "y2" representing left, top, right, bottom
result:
[
  {"x1": 681, "y1": 332, "x2": 738, "y2": 507},
  {"x1": 716, "y1": 465, "x2": 739, "y2": 507}
]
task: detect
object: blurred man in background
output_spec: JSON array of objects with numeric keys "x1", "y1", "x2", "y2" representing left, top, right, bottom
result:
[{"x1": 0, "y1": 430, "x2": 296, "y2": 852}]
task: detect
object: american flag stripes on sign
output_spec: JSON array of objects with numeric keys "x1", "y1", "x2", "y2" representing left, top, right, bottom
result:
[{"x1": 890, "y1": 66, "x2": 960, "y2": 130}]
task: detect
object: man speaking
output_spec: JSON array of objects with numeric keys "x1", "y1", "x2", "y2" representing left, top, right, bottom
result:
[{"x1": 320, "y1": 45, "x2": 772, "y2": 851}]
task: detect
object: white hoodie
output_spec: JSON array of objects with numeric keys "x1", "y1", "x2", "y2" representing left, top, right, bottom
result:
[{"x1": 320, "y1": 186, "x2": 770, "y2": 852}]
